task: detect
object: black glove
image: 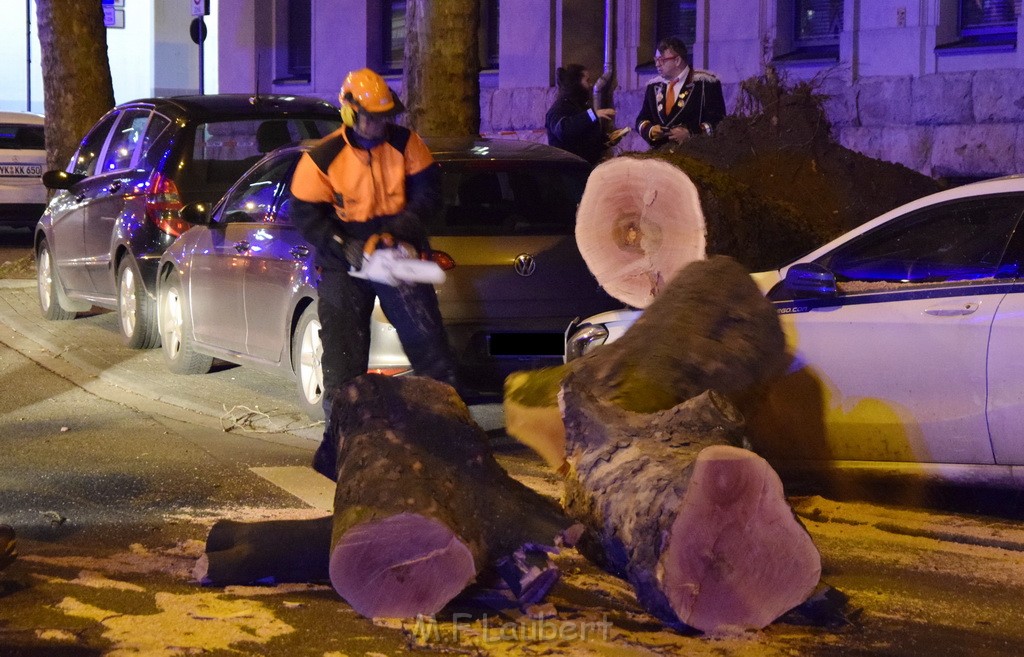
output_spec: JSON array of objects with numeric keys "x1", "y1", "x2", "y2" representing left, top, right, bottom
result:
[
  {"x1": 329, "y1": 234, "x2": 366, "y2": 270},
  {"x1": 381, "y1": 211, "x2": 429, "y2": 252}
]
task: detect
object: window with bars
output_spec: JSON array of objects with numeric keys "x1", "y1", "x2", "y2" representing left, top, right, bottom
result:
[
  {"x1": 655, "y1": 1, "x2": 697, "y2": 48},
  {"x1": 381, "y1": 0, "x2": 499, "y2": 74},
  {"x1": 960, "y1": 0, "x2": 1020, "y2": 39},
  {"x1": 794, "y1": 0, "x2": 843, "y2": 47}
]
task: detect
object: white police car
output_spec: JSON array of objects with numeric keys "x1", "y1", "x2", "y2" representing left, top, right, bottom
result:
[{"x1": 566, "y1": 175, "x2": 1024, "y2": 486}]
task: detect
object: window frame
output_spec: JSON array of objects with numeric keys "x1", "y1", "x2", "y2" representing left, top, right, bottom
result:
[
  {"x1": 377, "y1": 0, "x2": 499, "y2": 74},
  {"x1": 958, "y1": 0, "x2": 1020, "y2": 44},
  {"x1": 817, "y1": 195, "x2": 1024, "y2": 289},
  {"x1": 274, "y1": 0, "x2": 312, "y2": 84}
]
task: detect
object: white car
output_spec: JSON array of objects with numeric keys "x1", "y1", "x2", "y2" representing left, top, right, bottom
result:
[
  {"x1": 566, "y1": 174, "x2": 1024, "y2": 487},
  {"x1": 0, "y1": 111, "x2": 46, "y2": 229}
]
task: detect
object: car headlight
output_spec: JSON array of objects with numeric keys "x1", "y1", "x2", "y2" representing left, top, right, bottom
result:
[{"x1": 565, "y1": 324, "x2": 609, "y2": 362}]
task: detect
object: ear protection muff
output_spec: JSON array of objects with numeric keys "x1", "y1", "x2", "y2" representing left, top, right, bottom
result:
[{"x1": 339, "y1": 92, "x2": 358, "y2": 127}]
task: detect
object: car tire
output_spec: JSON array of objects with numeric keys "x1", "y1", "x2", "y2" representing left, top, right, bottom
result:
[
  {"x1": 158, "y1": 270, "x2": 213, "y2": 375},
  {"x1": 292, "y1": 305, "x2": 325, "y2": 421},
  {"x1": 36, "y1": 238, "x2": 77, "y2": 321},
  {"x1": 117, "y1": 256, "x2": 160, "y2": 349}
]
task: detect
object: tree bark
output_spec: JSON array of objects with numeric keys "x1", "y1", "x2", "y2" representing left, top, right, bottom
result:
[
  {"x1": 403, "y1": 0, "x2": 480, "y2": 137},
  {"x1": 574, "y1": 255, "x2": 788, "y2": 415},
  {"x1": 36, "y1": 0, "x2": 115, "y2": 172},
  {"x1": 323, "y1": 374, "x2": 570, "y2": 619},
  {"x1": 560, "y1": 376, "x2": 821, "y2": 634}
]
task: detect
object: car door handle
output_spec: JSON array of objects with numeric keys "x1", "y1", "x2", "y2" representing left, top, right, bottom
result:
[
  {"x1": 924, "y1": 302, "x2": 979, "y2": 317},
  {"x1": 233, "y1": 241, "x2": 251, "y2": 253},
  {"x1": 107, "y1": 181, "x2": 122, "y2": 194},
  {"x1": 290, "y1": 246, "x2": 310, "y2": 258}
]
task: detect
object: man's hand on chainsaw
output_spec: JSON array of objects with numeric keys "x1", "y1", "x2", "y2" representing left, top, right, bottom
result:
[{"x1": 329, "y1": 233, "x2": 367, "y2": 271}]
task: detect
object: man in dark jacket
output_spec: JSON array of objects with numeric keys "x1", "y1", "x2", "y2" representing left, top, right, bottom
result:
[
  {"x1": 545, "y1": 64, "x2": 616, "y2": 164},
  {"x1": 289, "y1": 68, "x2": 458, "y2": 478},
  {"x1": 635, "y1": 37, "x2": 726, "y2": 148}
]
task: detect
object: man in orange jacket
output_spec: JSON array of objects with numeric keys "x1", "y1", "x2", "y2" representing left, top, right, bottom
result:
[{"x1": 289, "y1": 69, "x2": 459, "y2": 478}]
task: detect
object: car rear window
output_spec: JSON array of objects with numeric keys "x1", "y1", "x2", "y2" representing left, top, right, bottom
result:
[
  {"x1": 433, "y1": 161, "x2": 590, "y2": 235},
  {"x1": 0, "y1": 124, "x2": 44, "y2": 150},
  {"x1": 182, "y1": 118, "x2": 339, "y2": 189}
]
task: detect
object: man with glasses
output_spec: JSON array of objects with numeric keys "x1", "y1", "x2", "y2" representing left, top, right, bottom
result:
[{"x1": 635, "y1": 37, "x2": 726, "y2": 148}]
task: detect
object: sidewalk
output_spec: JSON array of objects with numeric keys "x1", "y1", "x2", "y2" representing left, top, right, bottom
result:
[{"x1": 0, "y1": 280, "x2": 503, "y2": 445}]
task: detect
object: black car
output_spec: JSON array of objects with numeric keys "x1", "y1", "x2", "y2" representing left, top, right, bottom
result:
[{"x1": 34, "y1": 94, "x2": 341, "y2": 347}]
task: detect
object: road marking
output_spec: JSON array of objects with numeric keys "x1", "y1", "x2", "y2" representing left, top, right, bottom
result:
[{"x1": 250, "y1": 466, "x2": 334, "y2": 512}]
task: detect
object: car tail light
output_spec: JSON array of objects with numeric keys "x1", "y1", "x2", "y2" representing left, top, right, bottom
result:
[
  {"x1": 370, "y1": 367, "x2": 413, "y2": 376},
  {"x1": 427, "y1": 249, "x2": 456, "y2": 271},
  {"x1": 145, "y1": 173, "x2": 189, "y2": 237}
]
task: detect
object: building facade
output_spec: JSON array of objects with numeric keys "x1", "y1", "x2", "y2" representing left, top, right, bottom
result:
[
  {"x1": 215, "y1": 0, "x2": 1024, "y2": 179},
  {"x1": 4, "y1": 1, "x2": 1021, "y2": 179}
]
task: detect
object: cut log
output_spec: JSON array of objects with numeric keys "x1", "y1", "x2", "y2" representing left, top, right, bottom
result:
[
  {"x1": 560, "y1": 375, "x2": 821, "y2": 634},
  {"x1": 573, "y1": 256, "x2": 789, "y2": 415},
  {"x1": 502, "y1": 257, "x2": 788, "y2": 470},
  {"x1": 323, "y1": 374, "x2": 572, "y2": 619},
  {"x1": 194, "y1": 516, "x2": 332, "y2": 586},
  {"x1": 543, "y1": 256, "x2": 820, "y2": 633},
  {"x1": 575, "y1": 157, "x2": 707, "y2": 308}
]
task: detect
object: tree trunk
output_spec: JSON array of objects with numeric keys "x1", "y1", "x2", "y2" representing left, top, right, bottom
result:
[
  {"x1": 573, "y1": 256, "x2": 789, "y2": 415},
  {"x1": 403, "y1": 0, "x2": 480, "y2": 137},
  {"x1": 323, "y1": 374, "x2": 570, "y2": 619},
  {"x1": 36, "y1": 0, "x2": 115, "y2": 172},
  {"x1": 560, "y1": 376, "x2": 821, "y2": 634}
]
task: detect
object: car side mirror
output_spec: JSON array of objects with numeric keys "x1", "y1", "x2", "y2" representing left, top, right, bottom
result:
[
  {"x1": 784, "y1": 262, "x2": 837, "y2": 297},
  {"x1": 180, "y1": 202, "x2": 211, "y2": 226},
  {"x1": 42, "y1": 170, "x2": 85, "y2": 190}
]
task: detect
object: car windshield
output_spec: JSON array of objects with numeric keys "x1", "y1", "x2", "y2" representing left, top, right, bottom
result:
[
  {"x1": 0, "y1": 124, "x2": 44, "y2": 150},
  {"x1": 181, "y1": 118, "x2": 339, "y2": 189},
  {"x1": 433, "y1": 161, "x2": 590, "y2": 235}
]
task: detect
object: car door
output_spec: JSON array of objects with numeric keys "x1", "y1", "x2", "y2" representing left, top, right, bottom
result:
[
  {"x1": 186, "y1": 162, "x2": 282, "y2": 354},
  {"x1": 233, "y1": 153, "x2": 308, "y2": 363},
  {"x1": 48, "y1": 112, "x2": 119, "y2": 294},
  {"x1": 757, "y1": 195, "x2": 1022, "y2": 465},
  {"x1": 979, "y1": 195, "x2": 1024, "y2": 465},
  {"x1": 83, "y1": 108, "x2": 155, "y2": 295}
]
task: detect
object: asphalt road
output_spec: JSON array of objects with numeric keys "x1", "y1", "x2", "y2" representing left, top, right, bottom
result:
[{"x1": 2, "y1": 233, "x2": 1024, "y2": 656}]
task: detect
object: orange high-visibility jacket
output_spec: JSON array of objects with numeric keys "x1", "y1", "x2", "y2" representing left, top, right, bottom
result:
[{"x1": 290, "y1": 125, "x2": 435, "y2": 223}]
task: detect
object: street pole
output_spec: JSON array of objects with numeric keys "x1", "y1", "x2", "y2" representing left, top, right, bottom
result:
[
  {"x1": 198, "y1": 17, "x2": 205, "y2": 95},
  {"x1": 26, "y1": 0, "x2": 31, "y2": 112}
]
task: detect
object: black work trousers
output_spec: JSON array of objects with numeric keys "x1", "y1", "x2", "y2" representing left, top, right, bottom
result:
[{"x1": 314, "y1": 268, "x2": 459, "y2": 470}]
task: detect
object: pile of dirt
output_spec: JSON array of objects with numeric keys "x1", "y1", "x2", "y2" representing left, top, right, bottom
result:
[
  {"x1": 0, "y1": 255, "x2": 36, "y2": 279},
  {"x1": 635, "y1": 71, "x2": 946, "y2": 271}
]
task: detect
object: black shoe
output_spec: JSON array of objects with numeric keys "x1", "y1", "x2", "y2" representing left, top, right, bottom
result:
[{"x1": 312, "y1": 440, "x2": 338, "y2": 481}]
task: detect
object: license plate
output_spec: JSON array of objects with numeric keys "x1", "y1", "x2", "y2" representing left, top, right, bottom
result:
[{"x1": 0, "y1": 163, "x2": 43, "y2": 177}]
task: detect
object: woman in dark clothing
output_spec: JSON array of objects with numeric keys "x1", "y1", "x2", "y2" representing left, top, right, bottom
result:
[{"x1": 545, "y1": 64, "x2": 617, "y2": 164}]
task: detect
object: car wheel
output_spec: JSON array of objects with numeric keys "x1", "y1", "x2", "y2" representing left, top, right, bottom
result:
[
  {"x1": 36, "y1": 238, "x2": 77, "y2": 321},
  {"x1": 117, "y1": 256, "x2": 159, "y2": 349},
  {"x1": 293, "y1": 305, "x2": 325, "y2": 421},
  {"x1": 158, "y1": 270, "x2": 213, "y2": 375}
]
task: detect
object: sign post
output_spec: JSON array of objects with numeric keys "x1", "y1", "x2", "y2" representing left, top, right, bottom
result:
[{"x1": 191, "y1": 0, "x2": 210, "y2": 95}]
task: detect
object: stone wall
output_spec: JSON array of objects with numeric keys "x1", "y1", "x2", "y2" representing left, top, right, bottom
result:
[{"x1": 480, "y1": 70, "x2": 1024, "y2": 179}]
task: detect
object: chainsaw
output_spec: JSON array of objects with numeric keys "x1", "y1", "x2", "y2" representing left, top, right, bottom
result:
[{"x1": 346, "y1": 233, "x2": 446, "y2": 286}]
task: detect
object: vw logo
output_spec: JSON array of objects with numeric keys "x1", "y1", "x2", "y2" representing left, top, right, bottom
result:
[{"x1": 514, "y1": 253, "x2": 537, "y2": 277}]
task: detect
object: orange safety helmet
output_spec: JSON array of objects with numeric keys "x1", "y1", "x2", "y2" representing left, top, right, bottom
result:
[{"x1": 339, "y1": 68, "x2": 405, "y2": 126}]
